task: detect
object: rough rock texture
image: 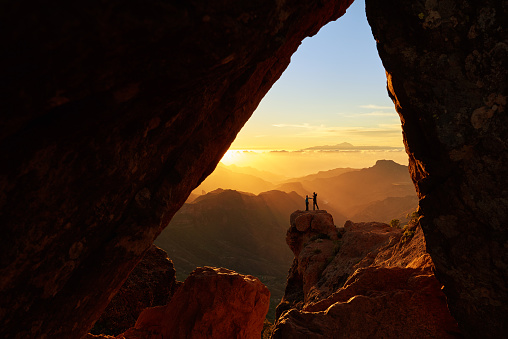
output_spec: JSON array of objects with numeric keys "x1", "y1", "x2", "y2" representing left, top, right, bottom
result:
[
  {"x1": 273, "y1": 215, "x2": 460, "y2": 338},
  {"x1": 287, "y1": 210, "x2": 339, "y2": 256},
  {"x1": 116, "y1": 267, "x2": 270, "y2": 339},
  {"x1": 90, "y1": 245, "x2": 178, "y2": 336},
  {"x1": 1, "y1": 0, "x2": 507, "y2": 337},
  {"x1": 366, "y1": 1, "x2": 508, "y2": 337},
  {"x1": 312, "y1": 220, "x2": 402, "y2": 300},
  {"x1": 290, "y1": 212, "x2": 340, "y2": 299},
  {"x1": 0, "y1": 1, "x2": 353, "y2": 337}
]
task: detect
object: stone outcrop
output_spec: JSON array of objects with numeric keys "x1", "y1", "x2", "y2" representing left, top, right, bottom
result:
[
  {"x1": 1, "y1": 0, "x2": 507, "y2": 337},
  {"x1": 309, "y1": 220, "x2": 402, "y2": 301},
  {"x1": 116, "y1": 267, "x2": 270, "y2": 339},
  {"x1": 286, "y1": 211, "x2": 340, "y2": 301},
  {"x1": 273, "y1": 212, "x2": 460, "y2": 338},
  {"x1": 366, "y1": 1, "x2": 508, "y2": 337},
  {"x1": 91, "y1": 245, "x2": 178, "y2": 336},
  {"x1": 0, "y1": 1, "x2": 353, "y2": 337}
]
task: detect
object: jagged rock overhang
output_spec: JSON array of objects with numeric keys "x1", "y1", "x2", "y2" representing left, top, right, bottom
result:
[
  {"x1": 0, "y1": 0, "x2": 506, "y2": 338},
  {"x1": 0, "y1": 1, "x2": 354, "y2": 337}
]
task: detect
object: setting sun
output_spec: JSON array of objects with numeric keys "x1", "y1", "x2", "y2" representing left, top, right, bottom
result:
[{"x1": 220, "y1": 150, "x2": 250, "y2": 166}]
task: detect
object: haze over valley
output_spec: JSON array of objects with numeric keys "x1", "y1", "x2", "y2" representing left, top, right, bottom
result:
[
  {"x1": 156, "y1": 0, "x2": 418, "y2": 323},
  {"x1": 155, "y1": 156, "x2": 417, "y2": 319}
]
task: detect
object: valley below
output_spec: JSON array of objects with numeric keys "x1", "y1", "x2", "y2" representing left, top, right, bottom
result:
[
  {"x1": 91, "y1": 160, "x2": 459, "y2": 338},
  {"x1": 154, "y1": 159, "x2": 418, "y2": 321}
]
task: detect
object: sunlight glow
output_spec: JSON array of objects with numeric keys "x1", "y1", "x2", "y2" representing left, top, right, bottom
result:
[
  {"x1": 218, "y1": 148, "x2": 408, "y2": 177},
  {"x1": 220, "y1": 150, "x2": 249, "y2": 166},
  {"x1": 228, "y1": 0, "x2": 402, "y2": 151}
]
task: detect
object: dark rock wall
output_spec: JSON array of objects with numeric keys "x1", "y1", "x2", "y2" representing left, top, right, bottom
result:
[
  {"x1": 1, "y1": 0, "x2": 507, "y2": 338},
  {"x1": 90, "y1": 245, "x2": 178, "y2": 336},
  {"x1": 366, "y1": 0, "x2": 508, "y2": 337},
  {"x1": 0, "y1": 1, "x2": 353, "y2": 338}
]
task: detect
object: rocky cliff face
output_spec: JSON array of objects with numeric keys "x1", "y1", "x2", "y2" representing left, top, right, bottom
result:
[
  {"x1": 91, "y1": 245, "x2": 178, "y2": 336},
  {"x1": 1, "y1": 0, "x2": 506, "y2": 337},
  {"x1": 366, "y1": 1, "x2": 508, "y2": 336},
  {"x1": 0, "y1": 1, "x2": 353, "y2": 337},
  {"x1": 272, "y1": 211, "x2": 460, "y2": 338},
  {"x1": 114, "y1": 267, "x2": 269, "y2": 339},
  {"x1": 155, "y1": 189, "x2": 300, "y2": 320}
]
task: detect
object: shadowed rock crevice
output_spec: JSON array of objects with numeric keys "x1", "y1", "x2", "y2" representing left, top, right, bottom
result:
[{"x1": 90, "y1": 245, "x2": 179, "y2": 336}]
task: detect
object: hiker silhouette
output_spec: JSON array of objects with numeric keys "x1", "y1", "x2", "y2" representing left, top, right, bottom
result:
[
  {"x1": 313, "y1": 192, "x2": 319, "y2": 210},
  {"x1": 305, "y1": 195, "x2": 309, "y2": 211}
]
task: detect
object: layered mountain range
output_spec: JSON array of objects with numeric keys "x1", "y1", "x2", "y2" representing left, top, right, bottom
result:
[
  {"x1": 192, "y1": 159, "x2": 417, "y2": 224},
  {"x1": 155, "y1": 159, "x2": 417, "y2": 319},
  {"x1": 155, "y1": 189, "x2": 300, "y2": 319}
]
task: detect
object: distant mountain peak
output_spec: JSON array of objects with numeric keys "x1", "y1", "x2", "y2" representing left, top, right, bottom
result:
[
  {"x1": 336, "y1": 142, "x2": 355, "y2": 147},
  {"x1": 373, "y1": 159, "x2": 400, "y2": 167},
  {"x1": 302, "y1": 143, "x2": 404, "y2": 151},
  {"x1": 302, "y1": 142, "x2": 354, "y2": 151}
]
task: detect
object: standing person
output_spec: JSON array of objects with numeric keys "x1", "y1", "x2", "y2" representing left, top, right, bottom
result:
[
  {"x1": 313, "y1": 192, "x2": 319, "y2": 210},
  {"x1": 305, "y1": 195, "x2": 309, "y2": 211}
]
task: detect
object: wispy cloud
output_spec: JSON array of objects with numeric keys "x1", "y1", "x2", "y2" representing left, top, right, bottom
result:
[
  {"x1": 270, "y1": 122, "x2": 401, "y2": 139},
  {"x1": 359, "y1": 104, "x2": 394, "y2": 110},
  {"x1": 379, "y1": 123, "x2": 402, "y2": 129},
  {"x1": 361, "y1": 111, "x2": 398, "y2": 116},
  {"x1": 337, "y1": 110, "x2": 397, "y2": 118},
  {"x1": 273, "y1": 123, "x2": 313, "y2": 128}
]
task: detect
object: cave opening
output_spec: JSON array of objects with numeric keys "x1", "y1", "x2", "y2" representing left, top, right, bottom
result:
[
  {"x1": 4, "y1": 0, "x2": 506, "y2": 337},
  {"x1": 222, "y1": 0, "x2": 408, "y2": 176},
  {"x1": 154, "y1": 0, "x2": 418, "y2": 325}
]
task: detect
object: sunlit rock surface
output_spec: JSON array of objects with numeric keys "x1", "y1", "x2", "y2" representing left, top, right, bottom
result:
[
  {"x1": 366, "y1": 0, "x2": 508, "y2": 336},
  {"x1": 117, "y1": 267, "x2": 270, "y2": 339},
  {"x1": 90, "y1": 245, "x2": 178, "y2": 336},
  {"x1": 273, "y1": 212, "x2": 460, "y2": 338}
]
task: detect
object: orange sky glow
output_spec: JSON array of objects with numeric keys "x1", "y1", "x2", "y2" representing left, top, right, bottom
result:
[{"x1": 220, "y1": 0, "x2": 407, "y2": 175}]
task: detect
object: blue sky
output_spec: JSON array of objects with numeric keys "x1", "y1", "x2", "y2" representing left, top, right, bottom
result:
[{"x1": 230, "y1": 0, "x2": 403, "y2": 150}]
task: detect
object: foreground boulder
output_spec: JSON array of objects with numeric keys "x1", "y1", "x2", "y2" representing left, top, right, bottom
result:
[
  {"x1": 91, "y1": 245, "x2": 178, "y2": 336},
  {"x1": 118, "y1": 267, "x2": 270, "y2": 339},
  {"x1": 273, "y1": 212, "x2": 460, "y2": 338}
]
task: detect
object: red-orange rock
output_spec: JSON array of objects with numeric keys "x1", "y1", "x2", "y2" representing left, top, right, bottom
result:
[
  {"x1": 286, "y1": 210, "x2": 338, "y2": 257},
  {"x1": 294, "y1": 213, "x2": 313, "y2": 232},
  {"x1": 315, "y1": 220, "x2": 402, "y2": 299},
  {"x1": 90, "y1": 245, "x2": 178, "y2": 336},
  {"x1": 297, "y1": 239, "x2": 337, "y2": 299},
  {"x1": 274, "y1": 268, "x2": 460, "y2": 339},
  {"x1": 309, "y1": 213, "x2": 335, "y2": 234},
  {"x1": 274, "y1": 217, "x2": 461, "y2": 338},
  {"x1": 120, "y1": 267, "x2": 270, "y2": 339},
  {"x1": 84, "y1": 334, "x2": 115, "y2": 339},
  {"x1": 277, "y1": 211, "x2": 340, "y2": 315}
]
